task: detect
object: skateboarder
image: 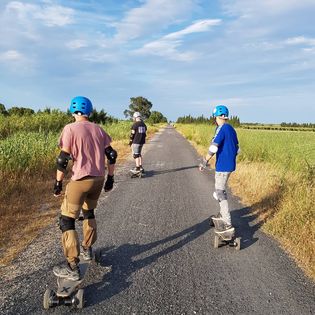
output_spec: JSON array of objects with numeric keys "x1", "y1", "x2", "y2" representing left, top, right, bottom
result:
[
  {"x1": 52, "y1": 96, "x2": 117, "y2": 281},
  {"x1": 129, "y1": 112, "x2": 147, "y2": 174},
  {"x1": 200, "y1": 105, "x2": 239, "y2": 235}
]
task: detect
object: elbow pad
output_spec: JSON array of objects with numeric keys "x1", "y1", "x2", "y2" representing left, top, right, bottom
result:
[
  {"x1": 105, "y1": 146, "x2": 118, "y2": 164},
  {"x1": 208, "y1": 144, "x2": 218, "y2": 155},
  {"x1": 56, "y1": 151, "x2": 71, "y2": 173}
]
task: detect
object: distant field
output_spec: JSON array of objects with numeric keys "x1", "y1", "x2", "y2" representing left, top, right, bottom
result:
[{"x1": 240, "y1": 124, "x2": 315, "y2": 132}]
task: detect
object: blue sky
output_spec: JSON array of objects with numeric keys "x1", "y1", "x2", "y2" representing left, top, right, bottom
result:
[{"x1": 1, "y1": 0, "x2": 315, "y2": 123}]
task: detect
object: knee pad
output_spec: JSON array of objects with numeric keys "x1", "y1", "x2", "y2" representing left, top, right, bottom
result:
[
  {"x1": 82, "y1": 209, "x2": 95, "y2": 220},
  {"x1": 216, "y1": 189, "x2": 227, "y2": 202},
  {"x1": 59, "y1": 215, "x2": 75, "y2": 233},
  {"x1": 133, "y1": 153, "x2": 141, "y2": 159}
]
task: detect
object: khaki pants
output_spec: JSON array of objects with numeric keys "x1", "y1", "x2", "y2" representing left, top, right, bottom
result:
[{"x1": 60, "y1": 176, "x2": 104, "y2": 264}]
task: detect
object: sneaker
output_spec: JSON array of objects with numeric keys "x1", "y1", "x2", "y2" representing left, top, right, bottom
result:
[
  {"x1": 53, "y1": 263, "x2": 80, "y2": 281},
  {"x1": 81, "y1": 246, "x2": 93, "y2": 261},
  {"x1": 216, "y1": 224, "x2": 235, "y2": 234},
  {"x1": 139, "y1": 166, "x2": 145, "y2": 173},
  {"x1": 211, "y1": 214, "x2": 225, "y2": 229},
  {"x1": 131, "y1": 167, "x2": 141, "y2": 174}
]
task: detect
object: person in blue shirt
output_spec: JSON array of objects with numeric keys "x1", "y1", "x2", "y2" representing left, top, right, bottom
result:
[{"x1": 200, "y1": 105, "x2": 239, "y2": 234}]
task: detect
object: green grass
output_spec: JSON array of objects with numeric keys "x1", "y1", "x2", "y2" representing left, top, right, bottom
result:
[
  {"x1": 0, "y1": 131, "x2": 59, "y2": 175},
  {"x1": 0, "y1": 112, "x2": 72, "y2": 139}
]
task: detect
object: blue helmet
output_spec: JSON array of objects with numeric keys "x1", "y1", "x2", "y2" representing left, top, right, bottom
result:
[
  {"x1": 69, "y1": 96, "x2": 93, "y2": 116},
  {"x1": 213, "y1": 105, "x2": 229, "y2": 119}
]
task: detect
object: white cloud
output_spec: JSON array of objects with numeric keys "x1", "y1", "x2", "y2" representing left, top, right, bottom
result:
[
  {"x1": 66, "y1": 39, "x2": 88, "y2": 50},
  {"x1": 286, "y1": 36, "x2": 315, "y2": 46},
  {"x1": 114, "y1": 0, "x2": 197, "y2": 41},
  {"x1": 6, "y1": 1, "x2": 74, "y2": 27},
  {"x1": 164, "y1": 19, "x2": 221, "y2": 39},
  {"x1": 134, "y1": 19, "x2": 221, "y2": 60},
  {"x1": 0, "y1": 50, "x2": 23, "y2": 61},
  {"x1": 222, "y1": 0, "x2": 315, "y2": 17}
]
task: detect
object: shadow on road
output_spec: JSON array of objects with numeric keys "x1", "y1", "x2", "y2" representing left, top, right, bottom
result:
[
  {"x1": 231, "y1": 207, "x2": 260, "y2": 250},
  {"x1": 85, "y1": 218, "x2": 210, "y2": 306},
  {"x1": 143, "y1": 165, "x2": 198, "y2": 177}
]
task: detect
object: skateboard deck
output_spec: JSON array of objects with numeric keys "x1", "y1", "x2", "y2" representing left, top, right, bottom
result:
[
  {"x1": 56, "y1": 260, "x2": 90, "y2": 297},
  {"x1": 211, "y1": 217, "x2": 241, "y2": 250},
  {"x1": 43, "y1": 249, "x2": 102, "y2": 309},
  {"x1": 130, "y1": 170, "x2": 144, "y2": 178}
]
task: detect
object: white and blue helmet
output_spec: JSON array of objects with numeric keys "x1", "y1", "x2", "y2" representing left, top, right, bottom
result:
[{"x1": 213, "y1": 105, "x2": 229, "y2": 119}]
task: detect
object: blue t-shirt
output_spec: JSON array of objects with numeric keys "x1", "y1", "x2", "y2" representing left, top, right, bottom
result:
[{"x1": 211, "y1": 124, "x2": 239, "y2": 172}]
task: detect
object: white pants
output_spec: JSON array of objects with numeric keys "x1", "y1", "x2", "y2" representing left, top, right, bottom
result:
[{"x1": 214, "y1": 172, "x2": 232, "y2": 226}]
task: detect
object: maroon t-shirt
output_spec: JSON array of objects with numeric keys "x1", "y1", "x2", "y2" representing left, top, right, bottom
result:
[{"x1": 59, "y1": 121, "x2": 111, "y2": 180}]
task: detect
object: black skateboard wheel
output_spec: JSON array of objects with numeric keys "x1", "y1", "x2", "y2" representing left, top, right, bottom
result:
[
  {"x1": 43, "y1": 288, "x2": 55, "y2": 309},
  {"x1": 94, "y1": 248, "x2": 102, "y2": 264},
  {"x1": 75, "y1": 289, "x2": 84, "y2": 309}
]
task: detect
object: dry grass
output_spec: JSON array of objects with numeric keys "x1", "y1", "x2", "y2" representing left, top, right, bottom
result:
[
  {"x1": 0, "y1": 174, "x2": 59, "y2": 266},
  {"x1": 0, "y1": 125, "x2": 162, "y2": 267},
  {"x1": 229, "y1": 163, "x2": 315, "y2": 279}
]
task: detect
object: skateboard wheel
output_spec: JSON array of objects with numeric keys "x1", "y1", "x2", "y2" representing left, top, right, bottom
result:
[
  {"x1": 43, "y1": 288, "x2": 54, "y2": 309},
  {"x1": 214, "y1": 235, "x2": 220, "y2": 248},
  {"x1": 235, "y1": 237, "x2": 241, "y2": 250},
  {"x1": 94, "y1": 248, "x2": 102, "y2": 264},
  {"x1": 75, "y1": 289, "x2": 84, "y2": 309}
]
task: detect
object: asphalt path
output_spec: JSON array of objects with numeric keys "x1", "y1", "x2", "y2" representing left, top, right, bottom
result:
[{"x1": 0, "y1": 126, "x2": 314, "y2": 314}]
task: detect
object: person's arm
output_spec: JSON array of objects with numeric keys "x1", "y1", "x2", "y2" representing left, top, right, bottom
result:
[
  {"x1": 104, "y1": 145, "x2": 117, "y2": 192},
  {"x1": 54, "y1": 147, "x2": 71, "y2": 196},
  {"x1": 129, "y1": 125, "x2": 136, "y2": 146},
  {"x1": 200, "y1": 127, "x2": 224, "y2": 170}
]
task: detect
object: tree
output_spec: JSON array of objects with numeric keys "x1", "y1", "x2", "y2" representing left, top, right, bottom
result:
[
  {"x1": 7, "y1": 106, "x2": 34, "y2": 116},
  {"x1": 124, "y1": 96, "x2": 152, "y2": 120},
  {"x1": 147, "y1": 111, "x2": 167, "y2": 124},
  {"x1": 88, "y1": 108, "x2": 118, "y2": 124},
  {"x1": 0, "y1": 103, "x2": 8, "y2": 116}
]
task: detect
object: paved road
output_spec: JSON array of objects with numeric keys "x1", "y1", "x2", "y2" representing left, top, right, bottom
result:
[{"x1": 1, "y1": 126, "x2": 314, "y2": 314}]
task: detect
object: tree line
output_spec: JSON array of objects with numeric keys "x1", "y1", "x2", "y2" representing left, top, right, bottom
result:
[
  {"x1": 176, "y1": 114, "x2": 241, "y2": 127},
  {"x1": 0, "y1": 103, "x2": 117, "y2": 124},
  {"x1": 0, "y1": 96, "x2": 168, "y2": 124},
  {"x1": 280, "y1": 122, "x2": 315, "y2": 128}
]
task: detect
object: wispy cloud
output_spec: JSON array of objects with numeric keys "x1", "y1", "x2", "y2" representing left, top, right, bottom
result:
[
  {"x1": 0, "y1": 50, "x2": 23, "y2": 61},
  {"x1": 285, "y1": 36, "x2": 315, "y2": 46},
  {"x1": 222, "y1": 0, "x2": 315, "y2": 16},
  {"x1": 134, "y1": 19, "x2": 221, "y2": 60},
  {"x1": 66, "y1": 39, "x2": 88, "y2": 50},
  {"x1": 164, "y1": 19, "x2": 221, "y2": 39},
  {"x1": 114, "y1": 0, "x2": 197, "y2": 42},
  {"x1": 6, "y1": 1, "x2": 75, "y2": 27}
]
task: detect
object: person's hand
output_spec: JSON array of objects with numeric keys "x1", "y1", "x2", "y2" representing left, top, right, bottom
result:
[
  {"x1": 104, "y1": 175, "x2": 114, "y2": 192},
  {"x1": 199, "y1": 158, "x2": 208, "y2": 171},
  {"x1": 54, "y1": 180, "x2": 63, "y2": 196}
]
